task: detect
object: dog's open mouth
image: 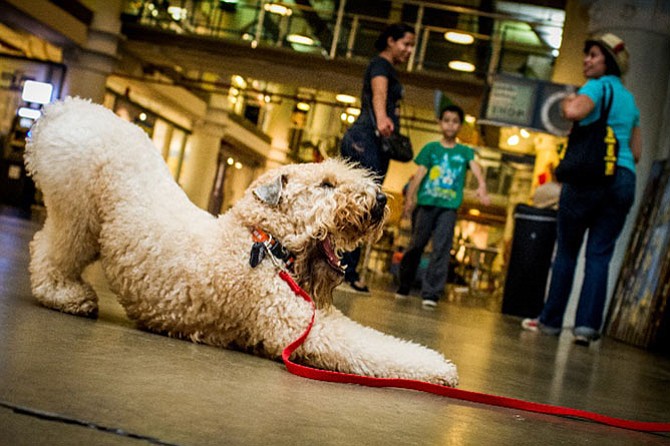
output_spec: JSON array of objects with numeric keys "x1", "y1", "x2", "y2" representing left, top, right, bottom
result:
[{"x1": 318, "y1": 236, "x2": 344, "y2": 274}]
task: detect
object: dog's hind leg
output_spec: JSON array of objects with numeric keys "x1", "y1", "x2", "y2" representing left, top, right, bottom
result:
[{"x1": 29, "y1": 208, "x2": 100, "y2": 317}]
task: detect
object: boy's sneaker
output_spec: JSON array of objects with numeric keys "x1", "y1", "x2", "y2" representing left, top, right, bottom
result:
[
  {"x1": 395, "y1": 286, "x2": 410, "y2": 300},
  {"x1": 521, "y1": 318, "x2": 540, "y2": 332},
  {"x1": 521, "y1": 318, "x2": 561, "y2": 336},
  {"x1": 348, "y1": 280, "x2": 370, "y2": 294},
  {"x1": 422, "y1": 298, "x2": 438, "y2": 308}
]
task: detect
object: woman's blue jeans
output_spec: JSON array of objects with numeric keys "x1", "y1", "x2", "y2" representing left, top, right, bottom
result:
[{"x1": 539, "y1": 168, "x2": 636, "y2": 337}]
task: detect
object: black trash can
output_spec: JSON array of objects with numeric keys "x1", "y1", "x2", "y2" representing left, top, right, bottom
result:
[{"x1": 502, "y1": 204, "x2": 557, "y2": 318}]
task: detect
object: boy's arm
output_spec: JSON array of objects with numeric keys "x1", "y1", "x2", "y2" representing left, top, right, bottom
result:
[
  {"x1": 469, "y1": 160, "x2": 491, "y2": 206},
  {"x1": 403, "y1": 165, "x2": 427, "y2": 218}
]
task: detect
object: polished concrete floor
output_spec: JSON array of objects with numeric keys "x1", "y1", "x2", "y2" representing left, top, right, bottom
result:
[{"x1": 1, "y1": 211, "x2": 669, "y2": 445}]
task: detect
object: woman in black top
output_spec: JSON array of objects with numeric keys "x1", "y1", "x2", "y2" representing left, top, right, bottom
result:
[{"x1": 340, "y1": 23, "x2": 416, "y2": 292}]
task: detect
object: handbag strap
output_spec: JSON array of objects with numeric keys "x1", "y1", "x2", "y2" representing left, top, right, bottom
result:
[
  {"x1": 573, "y1": 83, "x2": 614, "y2": 130},
  {"x1": 365, "y1": 92, "x2": 409, "y2": 139},
  {"x1": 599, "y1": 83, "x2": 614, "y2": 124}
]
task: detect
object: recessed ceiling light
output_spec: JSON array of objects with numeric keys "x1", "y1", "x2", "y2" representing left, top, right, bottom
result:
[
  {"x1": 444, "y1": 31, "x2": 474, "y2": 45},
  {"x1": 264, "y1": 3, "x2": 292, "y2": 16},
  {"x1": 296, "y1": 102, "x2": 311, "y2": 111},
  {"x1": 448, "y1": 60, "x2": 475, "y2": 72},
  {"x1": 287, "y1": 34, "x2": 314, "y2": 46},
  {"x1": 335, "y1": 94, "x2": 356, "y2": 104}
]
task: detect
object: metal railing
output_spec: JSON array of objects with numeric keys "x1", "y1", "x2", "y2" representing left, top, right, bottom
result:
[{"x1": 121, "y1": 0, "x2": 563, "y2": 81}]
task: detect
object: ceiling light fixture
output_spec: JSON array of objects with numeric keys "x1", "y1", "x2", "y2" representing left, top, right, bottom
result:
[
  {"x1": 335, "y1": 94, "x2": 356, "y2": 104},
  {"x1": 448, "y1": 60, "x2": 476, "y2": 72},
  {"x1": 296, "y1": 102, "x2": 311, "y2": 112},
  {"x1": 444, "y1": 31, "x2": 474, "y2": 45},
  {"x1": 264, "y1": 3, "x2": 292, "y2": 16},
  {"x1": 286, "y1": 34, "x2": 314, "y2": 46}
]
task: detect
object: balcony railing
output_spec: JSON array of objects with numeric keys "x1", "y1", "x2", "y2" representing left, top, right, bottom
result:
[{"x1": 122, "y1": 0, "x2": 563, "y2": 82}]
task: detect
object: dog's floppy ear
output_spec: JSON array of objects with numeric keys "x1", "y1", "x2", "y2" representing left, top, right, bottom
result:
[{"x1": 253, "y1": 175, "x2": 284, "y2": 206}]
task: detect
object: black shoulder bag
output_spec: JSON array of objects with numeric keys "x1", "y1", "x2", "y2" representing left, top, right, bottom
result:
[
  {"x1": 555, "y1": 84, "x2": 619, "y2": 186},
  {"x1": 367, "y1": 101, "x2": 413, "y2": 163}
]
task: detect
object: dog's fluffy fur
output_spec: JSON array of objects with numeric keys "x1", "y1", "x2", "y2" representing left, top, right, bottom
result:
[{"x1": 25, "y1": 97, "x2": 458, "y2": 386}]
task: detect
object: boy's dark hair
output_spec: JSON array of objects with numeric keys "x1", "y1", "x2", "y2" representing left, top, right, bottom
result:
[
  {"x1": 440, "y1": 104, "x2": 464, "y2": 123},
  {"x1": 374, "y1": 23, "x2": 415, "y2": 52},
  {"x1": 584, "y1": 41, "x2": 621, "y2": 77}
]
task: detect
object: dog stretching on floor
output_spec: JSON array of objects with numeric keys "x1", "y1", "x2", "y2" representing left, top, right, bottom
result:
[{"x1": 24, "y1": 97, "x2": 458, "y2": 387}]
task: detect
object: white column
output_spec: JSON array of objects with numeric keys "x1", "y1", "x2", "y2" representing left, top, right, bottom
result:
[
  {"x1": 563, "y1": 0, "x2": 670, "y2": 327},
  {"x1": 61, "y1": 0, "x2": 124, "y2": 102},
  {"x1": 180, "y1": 109, "x2": 227, "y2": 210}
]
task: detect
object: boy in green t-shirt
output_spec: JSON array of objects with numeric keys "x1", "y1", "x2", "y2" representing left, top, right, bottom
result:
[{"x1": 396, "y1": 105, "x2": 490, "y2": 308}]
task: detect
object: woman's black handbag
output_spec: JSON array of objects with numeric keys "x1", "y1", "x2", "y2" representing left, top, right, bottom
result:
[
  {"x1": 380, "y1": 133, "x2": 414, "y2": 162},
  {"x1": 367, "y1": 105, "x2": 413, "y2": 163},
  {"x1": 555, "y1": 84, "x2": 619, "y2": 186}
]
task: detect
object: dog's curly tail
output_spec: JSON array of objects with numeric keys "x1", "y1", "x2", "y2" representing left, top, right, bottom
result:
[{"x1": 24, "y1": 97, "x2": 97, "y2": 188}]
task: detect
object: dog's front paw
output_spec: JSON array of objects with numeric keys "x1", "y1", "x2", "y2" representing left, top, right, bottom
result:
[
  {"x1": 432, "y1": 361, "x2": 459, "y2": 387},
  {"x1": 61, "y1": 299, "x2": 99, "y2": 318}
]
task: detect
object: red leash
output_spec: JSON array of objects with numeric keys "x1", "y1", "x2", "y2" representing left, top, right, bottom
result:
[{"x1": 278, "y1": 271, "x2": 670, "y2": 433}]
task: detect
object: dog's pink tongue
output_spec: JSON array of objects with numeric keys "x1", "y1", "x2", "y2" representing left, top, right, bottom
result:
[{"x1": 320, "y1": 237, "x2": 343, "y2": 273}]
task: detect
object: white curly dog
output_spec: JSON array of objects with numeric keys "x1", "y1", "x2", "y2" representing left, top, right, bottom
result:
[{"x1": 25, "y1": 98, "x2": 458, "y2": 387}]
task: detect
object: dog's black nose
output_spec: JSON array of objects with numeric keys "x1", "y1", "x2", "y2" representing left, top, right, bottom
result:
[
  {"x1": 371, "y1": 192, "x2": 387, "y2": 222},
  {"x1": 376, "y1": 192, "x2": 387, "y2": 207}
]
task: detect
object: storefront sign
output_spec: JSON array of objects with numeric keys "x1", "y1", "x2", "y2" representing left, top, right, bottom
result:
[
  {"x1": 480, "y1": 74, "x2": 576, "y2": 136},
  {"x1": 485, "y1": 80, "x2": 535, "y2": 125}
]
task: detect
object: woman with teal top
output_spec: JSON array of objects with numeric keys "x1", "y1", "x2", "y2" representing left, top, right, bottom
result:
[{"x1": 522, "y1": 33, "x2": 642, "y2": 346}]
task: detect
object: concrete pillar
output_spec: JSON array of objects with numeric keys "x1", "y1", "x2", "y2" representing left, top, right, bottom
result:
[
  {"x1": 559, "y1": 0, "x2": 670, "y2": 327},
  {"x1": 180, "y1": 106, "x2": 227, "y2": 210},
  {"x1": 264, "y1": 92, "x2": 294, "y2": 163},
  {"x1": 61, "y1": 0, "x2": 124, "y2": 102}
]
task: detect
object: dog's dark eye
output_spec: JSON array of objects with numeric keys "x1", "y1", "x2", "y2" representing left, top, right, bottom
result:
[{"x1": 320, "y1": 180, "x2": 335, "y2": 189}]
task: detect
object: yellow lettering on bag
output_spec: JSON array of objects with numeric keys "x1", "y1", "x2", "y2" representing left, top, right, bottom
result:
[
  {"x1": 603, "y1": 126, "x2": 617, "y2": 176},
  {"x1": 557, "y1": 142, "x2": 566, "y2": 160}
]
